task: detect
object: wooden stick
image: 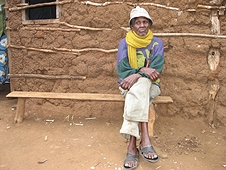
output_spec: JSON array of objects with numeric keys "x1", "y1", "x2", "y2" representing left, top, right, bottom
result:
[
  {"x1": 186, "y1": 9, "x2": 196, "y2": 12},
  {"x1": 121, "y1": 28, "x2": 226, "y2": 38},
  {"x1": 121, "y1": 27, "x2": 130, "y2": 32},
  {"x1": 211, "y1": 10, "x2": 220, "y2": 34},
  {"x1": 21, "y1": 27, "x2": 80, "y2": 32},
  {"x1": 9, "y1": 1, "x2": 209, "y2": 13},
  {"x1": 59, "y1": 22, "x2": 111, "y2": 31},
  {"x1": 126, "y1": 2, "x2": 180, "y2": 11},
  {"x1": 154, "y1": 33, "x2": 226, "y2": 38},
  {"x1": 81, "y1": 1, "x2": 180, "y2": 11},
  {"x1": 81, "y1": 1, "x2": 123, "y2": 6},
  {"x1": 8, "y1": 44, "x2": 56, "y2": 53},
  {"x1": 54, "y1": 47, "x2": 118, "y2": 53},
  {"x1": 8, "y1": 44, "x2": 117, "y2": 53},
  {"x1": 16, "y1": 3, "x2": 28, "y2": 7},
  {"x1": 197, "y1": 4, "x2": 226, "y2": 10},
  {"x1": 5, "y1": 27, "x2": 12, "y2": 31},
  {"x1": 8, "y1": 74, "x2": 86, "y2": 80},
  {"x1": 8, "y1": 1, "x2": 72, "y2": 11},
  {"x1": 24, "y1": 21, "x2": 111, "y2": 31}
]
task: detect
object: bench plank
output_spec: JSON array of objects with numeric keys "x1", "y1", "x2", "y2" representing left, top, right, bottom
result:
[
  {"x1": 6, "y1": 91, "x2": 173, "y2": 104},
  {"x1": 6, "y1": 91, "x2": 173, "y2": 133}
]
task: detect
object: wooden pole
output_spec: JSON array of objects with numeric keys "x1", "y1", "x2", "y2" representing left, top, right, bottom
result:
[
  {"x1": 81, "y1": 1, "x2": 123, "y2": 6},
  {"x1": 53, "y1": 47, "x2": 118, "y2": 53},
  {"x1": 59, "y1": 22, "x2": 111, "y2": 31},
  {"x1": 148, "y1": 104, "x2": 156, "y2": 137},
  {"x1": 211, "y1": 10, "x2": 220, "y2": 34},
  {"x1": 8, "y1": 74, "x2": 87, "y2": 80},
  {"x1": 14, "y1": 98, "x2": 26, "y2": 123},
  {"x1": 121, "y1": 28, "x2": 226, "y2": 38},
  {"x1": 8, "y1": 1, "x2": 72, "y2": 11},
  {"x1": 197, "y1": 4, "x2": 226, "y2": 10},
  {"x1": 8, "y1": 44, "x2": 57, "y2": 53},
  {"x1": 8, "y1": 44, "x2": 117, "y2": 54},
  {"x1": 81, "y1": 1, "x2": 180, "y2": 11},
  {"x1": 154, "y1": 33, "x2": 226, "y2": 38},
  {"x1": 4, "y1": 0, "x2": 14, "y2": 91},
  {"x1": 127, "y1": 2, "x2": 180, "y2": 11},
  {"x1": 21, "y1": 27, "x2": 80, "y2": 32}
]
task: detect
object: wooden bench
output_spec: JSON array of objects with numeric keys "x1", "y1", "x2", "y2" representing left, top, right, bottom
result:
[{"x1": 6, "y1": 91, "x2": 173, "y2": 136}]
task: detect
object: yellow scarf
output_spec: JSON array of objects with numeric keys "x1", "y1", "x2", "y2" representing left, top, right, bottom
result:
[{"x1": 126, "y1": 30, "x2": 153, "y2": 68}]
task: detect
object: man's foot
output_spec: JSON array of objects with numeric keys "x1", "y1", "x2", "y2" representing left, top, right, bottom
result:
[
  {"x1": 139, "y1": 144, "x2": 159, "y2": 163},
  {"x1": 123, "y1": 149, "x2": 139, "y2": 169}
]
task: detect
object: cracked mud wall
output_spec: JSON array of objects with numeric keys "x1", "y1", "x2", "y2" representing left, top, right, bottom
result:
[{"x1": 5, "y1": 0, "x2": 226, "y2": 126}]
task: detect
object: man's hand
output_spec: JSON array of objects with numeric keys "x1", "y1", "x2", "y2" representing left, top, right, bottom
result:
[
  {"x1": 120, "y1": 74, "x2": 142, "y2": 90},
  {"x1": 139, "y1": 67, "x2": 160, "y2": 81}
]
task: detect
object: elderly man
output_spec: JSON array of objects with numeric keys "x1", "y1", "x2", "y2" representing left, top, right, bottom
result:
[{"x1": 116, "y1": 6, "x2": 165, "y2": 169}]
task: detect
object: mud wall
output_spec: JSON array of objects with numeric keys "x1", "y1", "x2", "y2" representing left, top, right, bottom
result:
[{"x1": 5, "y1": 0, "x2": 226, "y2": 127}]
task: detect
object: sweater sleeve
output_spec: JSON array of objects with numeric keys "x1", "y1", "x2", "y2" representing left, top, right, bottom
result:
[{"x1": 149, "y1": 38, "x2": 165, "y2": 73}]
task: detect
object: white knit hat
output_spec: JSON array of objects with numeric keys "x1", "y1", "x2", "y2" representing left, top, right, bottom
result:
[{"x1": 129, "y1": 6, "x2": 153, "y2": 25}]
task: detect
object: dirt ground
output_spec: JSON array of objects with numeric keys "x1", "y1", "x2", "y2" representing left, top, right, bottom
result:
[{"x1": 0, "y1": 84, "x2": 225, "y2": 170}]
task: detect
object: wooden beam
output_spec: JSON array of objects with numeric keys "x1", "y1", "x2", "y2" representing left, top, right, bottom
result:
[
  {"x1": 8, "y1": 44, "x2": 117, "y2": 54},
  {"x1": 121, "y1": 28, "x2": 226, "y2": 38},
  {"x1": 8, "y1": 74, "x2": 86, "y2": 80},
  {"x1": 148, "y1": 104, "x2": 156, "y2": 137},
  {"x1": 6, "y1": 91, "x2": 173, "y2": 104},
  {"x1": 53, "y1": 47, "x2": 118, "y2": 53},
  {"x1": 8, "y1": 44, "x2": 56, "y2": 53},
  {"x1": 211, "y1": 10, "x2": 220, "y2": 34},
  {"x1": 81, "y1": 1, "x2": 123, "y2": 6},
  {"x1": 8, "y1": 1, "x2": 71, "y2": 11},
  {"x1": 21, "y1": 27, "x2": 81, "y2": 32},
  {"x1": 197, "y1": 4, "x2": 226, "y2": 10},
  {"x1": 58, "y1": 22, "x2": 111, "y2": 31},
  {"x1": 4, "y1": 0, "x2": 13, "y2": 91},
  {"x1": 14, "y1": 98, "x2": 25, "y2": 123}
]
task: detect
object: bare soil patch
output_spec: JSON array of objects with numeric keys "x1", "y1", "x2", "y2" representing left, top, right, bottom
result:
[{"x1": 0, "y1": 84, "x2": 225, "y2": 170}]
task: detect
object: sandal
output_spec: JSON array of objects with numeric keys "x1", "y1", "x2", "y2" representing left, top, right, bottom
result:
[
  {"x1": 123, "y1": 150, "x2": 139, "y2": 169},
  {"x1": 139, "y1": 145, "x2": 159, "y2": 163}
]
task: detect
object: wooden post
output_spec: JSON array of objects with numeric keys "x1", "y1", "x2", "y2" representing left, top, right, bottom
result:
[
  {"x1": 148, "y1": 104, "x2": 156, "y2": 137},
  {"x1": 14, "y1": 98, "x2": 26, "y2": 123},
  {"x1": 211, "y1": 10, "x2": 220, "y2": 34},
  {"x1": 4, "y1": 0, "x2": 13, "y2": 91}
]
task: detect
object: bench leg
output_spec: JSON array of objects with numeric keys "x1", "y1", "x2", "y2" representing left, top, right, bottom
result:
[
  {"x1": 14, "y1": 98, "x2": 25, "y2": 124},
  {"x1": 148, "y1": 104, "x2": 156, "y2": 137}
]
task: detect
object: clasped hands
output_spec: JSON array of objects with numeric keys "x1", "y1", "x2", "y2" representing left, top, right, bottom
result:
[{"x1": 120, "y1": 67, "x2": 160, "y2": 90}]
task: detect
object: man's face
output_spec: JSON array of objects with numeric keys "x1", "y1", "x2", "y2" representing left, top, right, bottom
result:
[{"x1": 130, "y1": 17, "x2": 151, "y2": 36}]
